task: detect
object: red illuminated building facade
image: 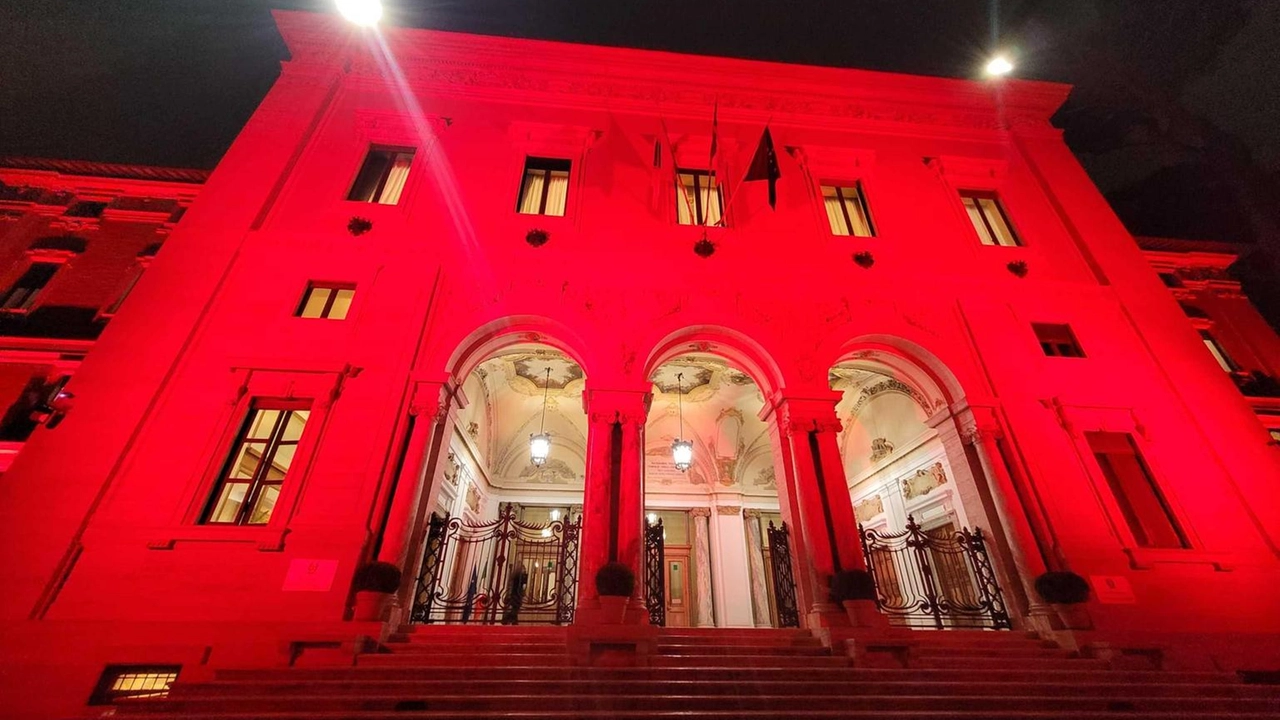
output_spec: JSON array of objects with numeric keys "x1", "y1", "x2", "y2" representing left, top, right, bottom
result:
[{"x1": 1, "y1": 9, "x2": 1278, "y2": 717}]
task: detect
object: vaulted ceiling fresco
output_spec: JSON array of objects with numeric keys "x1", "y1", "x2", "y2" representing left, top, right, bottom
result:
[
  {"x1": 646, "y1": 354, "x2": 776, "y2": 497},
  {"x1": 831, "y1": 351, "x2": 948, "y2": 479},
  {"x1": 456, "y1": 344, "x2": 588, "y2": 490}
]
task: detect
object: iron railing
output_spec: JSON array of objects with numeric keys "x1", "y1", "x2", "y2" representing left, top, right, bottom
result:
[
  {"x1": 859, "y1": 516, "x2": 1011, "y2": 630},
  {"x1": 766, "y1": 521, "x2": 801, "y2": 628},
  {"x1": 644, "y1": 518, "x2": 666, "y2": 626},
  {"x1": 411, "y1": 507, "x2": 580, "y2": 625}
]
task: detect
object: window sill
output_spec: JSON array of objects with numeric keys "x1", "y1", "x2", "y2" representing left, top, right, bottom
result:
[
  {"x1": 148, "y1": 525, "x2": 290, "y2": 552},
  {"x1": 1124, "y1": 547, "x2": 1234, "y2": 572}
]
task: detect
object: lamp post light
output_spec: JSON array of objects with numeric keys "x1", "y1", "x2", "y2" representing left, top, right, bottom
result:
[
  {"x1": 530, "y1": 367, "x2": 552, "y2": 467},
  {"x1": 985, "y1": 55, "x2": 1014, "y2": 77},
  {"x1": 671, "y1": 372, "x2": 693, "y2": 472},
  {"x1": 337, "y1": 0, "x2": 382, "y2": 26}
]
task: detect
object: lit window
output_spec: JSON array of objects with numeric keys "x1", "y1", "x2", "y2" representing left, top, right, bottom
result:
[
  {"x1": 347, "y1": 147, "x2": 415, "y2": 205},
  {"x1": 0, "y1": 261, "x2": 60, "y2": 313},
  {"x1": 960, "y1": 191, "x2": 1020, "y2": 246},
  {"x1": 1199, "y1": 330, "x2": 1236, "y2": 372},
  {"x1": 100, "y1": 263, "x2": 147, "y2": 319},
  {"x1": 676, "y1": 169, "x2": 723, "y2": 226},
  {"x1": 88, "y1": 666, "x2": 180, "y2": 705},
  {"x1": 1086, "y1": 432, "x2": 1188, "y2": 549},
  {"x1": 517, "y1": 157, "x2": 570, "y2": 216},
  {"x1": 1269, "y1": 429, "x2": 1280, "y2": 444},
  {"x1": 297, "y1": 284, "x2": 354, "y2": 320},
  {"x1": 1033, "y1": 323, "x2": 1085, "y2": 358},
  {"x1": 203, "y1": 405, "x2": 310, "y2": 525},
  {"x1": 821, "y1": 183, "x2": 874, "y2": 237}
]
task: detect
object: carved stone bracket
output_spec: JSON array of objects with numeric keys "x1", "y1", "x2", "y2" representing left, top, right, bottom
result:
[{"x1": 689, "y1": 507, "x2": 712, "y2": 518}]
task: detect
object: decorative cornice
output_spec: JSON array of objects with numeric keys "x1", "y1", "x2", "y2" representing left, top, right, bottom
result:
[{"x1": 273, "y1": 10, "x2": 1070, "y2": 136}]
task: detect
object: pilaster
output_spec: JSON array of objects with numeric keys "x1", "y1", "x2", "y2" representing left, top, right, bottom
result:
[
  {"x1": 690, "y1": 507, "x2": 715, "y2": 627},
  {"x1": 743, "y1": 509, "x2": 773, "y2": 628}
]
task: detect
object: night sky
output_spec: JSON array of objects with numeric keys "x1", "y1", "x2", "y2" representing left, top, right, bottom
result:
[{"x1": 2, "y1": 1, "x2": 1278, "y2": 316}]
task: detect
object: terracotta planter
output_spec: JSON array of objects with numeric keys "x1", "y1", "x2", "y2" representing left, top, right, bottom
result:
[
  {"x1": 1053, "y1": 602, "x2": 1093, "y2": 630},
  {"x1": 598, "y1": 595, "x2": 630, "y2": 624},
  {"x1": 353, "y1": 591, "x2": 393, "y2": 622}
]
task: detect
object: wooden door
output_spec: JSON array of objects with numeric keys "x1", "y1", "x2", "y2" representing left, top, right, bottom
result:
[{"x1": 664, "y1": 545, "x2": 692, "y2": 627}]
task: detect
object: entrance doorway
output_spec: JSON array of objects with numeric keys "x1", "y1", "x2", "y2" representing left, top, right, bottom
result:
[
  {"x1": 411, "y1": 343, "x2": 587, "y2": 625},
  {"x1": 829, "y1": 349, "x2": 1010, "y2": 630},
  {"x1": 643, "y1": 353, "x2": 790, "y2": 628}
]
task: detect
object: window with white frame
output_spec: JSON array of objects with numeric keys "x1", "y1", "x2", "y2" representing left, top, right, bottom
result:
[
  {"x1": 296, "y1": 283, "x2": 355, "y2": 320},
  {"x1": 0, "y1": 261, "x2": 61, "y2": 313},
  {"x1": 960, "y1": 190, "x2": 1020, "y2": 246},
  {"x1": 821, "y1": 183, "x2": 875, "y2": 237},
  {"x1": 1086, "y1": 431, "x2": 1188, "y2": 549},
  {"x1": 347, "y1": 146, "x2": 415, "y2": 205},
  {"x1": 1198, "y1": 329, "x2": 1237, "y2": 372},
  {"x1": 202, "y1": 403, "x2": 310, "y2": 526},
  {"x1": 676, "y1": 169, "x2": 723, "y2": 226},
  {"x1": 516, "y1": 157, "x2": 570, "y2": 216}
]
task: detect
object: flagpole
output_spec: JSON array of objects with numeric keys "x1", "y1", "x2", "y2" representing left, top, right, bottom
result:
[{"x1": 659, "y1": 116, "x2": 699, "y2": 225}]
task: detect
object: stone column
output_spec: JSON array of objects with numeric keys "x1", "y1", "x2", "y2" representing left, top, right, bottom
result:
[
  {"x1": 690, "y1": 507, "x2": 715, "y2": 627},
  {"x1": 577, "y1": 389, "x2": 650, "y2": 621},
  {"x1": 712, "y1": 505, "x2": 754, "y2": 627},
  {"x1": 766, "y1": 394, "x2": 868, "y2": 627},
  {"x1": 377, "y1": 381, "x2": 459, "y2": 618},
  {"x1": 944, "y1": 403, "x2": 1056, "y2": 626},
  {"x1": 743, "y1": 509, "x2": 772, "y2": 627}
]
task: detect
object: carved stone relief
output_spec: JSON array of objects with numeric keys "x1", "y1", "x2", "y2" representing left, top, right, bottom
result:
[
  {"x1": 854, "y1": 495, "x2": 884, "y2": 523},
  {"x1": 901, "y1": 462, "x2": 948, "y2": 500}
]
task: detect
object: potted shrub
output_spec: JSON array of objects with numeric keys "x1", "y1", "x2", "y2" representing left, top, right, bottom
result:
[
  {"x1": 595, "y1": 562, "x2": 635, "y2": 624},
  {"x1": 1034, "y1": 571, "x2": 1092, "y2": 630},
  {"x1": 352, "y1": 561, "x2": 402, "y2": 622},
  {"x1": 831, "y1": 569, "x2": 881, "y2": 627}
]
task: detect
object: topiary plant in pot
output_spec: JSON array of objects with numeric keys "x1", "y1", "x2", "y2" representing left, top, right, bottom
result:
[
  {"x1": 352, "y1": 561, "x2": 402, "y2": 622},
  {"x1": 595, "y1": 562, "x2": 636, "y2": 624},
  {"x1": 1034, "y1": 571, "x2": 1092, "y2": 630},
  {"x1": 830, "y1": 569, "x2": 882, "y2": 627}
]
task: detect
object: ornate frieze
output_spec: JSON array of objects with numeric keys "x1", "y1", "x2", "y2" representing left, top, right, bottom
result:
[
  {"x1": 901, "y1": 462, "x2": 948, "y2": 500},
  {"x1": 716, "y1": 505, "x2": 742, "y2": 516},
  {"x1": 854, "y1": 495, "x2": 884, "y2": 523}
]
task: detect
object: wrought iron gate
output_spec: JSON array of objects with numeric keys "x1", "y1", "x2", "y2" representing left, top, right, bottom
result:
[
  {"x1": 766, "y1": 521, "x2": 800, "y2": 628},
  {"x1": 411, "y1": 508, "x2": 580, "y2": 625},
  {"x1": 644, "y1": 518, "x2": 665, "y2": 626},
  {"x1": 858, "y1": 516, "x2": 1011, "y2": 630}
]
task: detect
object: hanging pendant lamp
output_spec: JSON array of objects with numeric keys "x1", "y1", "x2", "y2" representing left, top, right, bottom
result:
[
  {"x1": 530, "y1": 367, "x2": 552, "y2": 467},
  {"x1": 671, "y1": 372, "x2": 693, "y2": 472}
]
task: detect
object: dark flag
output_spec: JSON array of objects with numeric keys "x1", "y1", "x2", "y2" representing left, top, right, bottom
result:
[
  {"x1": 744, "y1": 126, "x2": 781, "y2": 209},
  {"x1": 709, "y1": 100, "x2": 719, "y2": 170}
]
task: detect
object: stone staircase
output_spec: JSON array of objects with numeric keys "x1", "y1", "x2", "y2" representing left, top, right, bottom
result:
[{"x1": 98, "y1": 624, "x2": 1280, "y2": 719}]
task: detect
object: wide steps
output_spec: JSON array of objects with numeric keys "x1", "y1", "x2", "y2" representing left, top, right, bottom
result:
[
  {"x1": 657, "y1": 642, "x2": 829, "y2": 656},
  {"x1": 170, "y1": 678, "x2": 1280, "y2": 701},
  {"x1": 650, "y1": 653, "x2": 848, "y2": 668},
  {"x1": 386, "y1": 642, "x2": 566, "y2": 655},
  {"x1": 357, "y1": 652, "x2": 572, "y2": 668},
  {"x1": 105, "y1": 709, "x2": 1280, "y2": 719},
  {"x1": 123, "y1": 685, "x2": 1280, "y2": 714}
]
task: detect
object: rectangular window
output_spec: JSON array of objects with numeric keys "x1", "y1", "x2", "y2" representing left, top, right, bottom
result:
[
  {"x1": 347, "y1": 147, "x2": 414, "y2": 205},
  {"x1": 1086, "y1": 431, "x2": 1188, "y2": 549},
  {"x1": 296, "y1": 284, "x2": 354, "y2": 320},
  {"x1": 1033, "y1": 323, "x2": 1085, "y2": 358},
  {"x1": 203, "y1": 404, "x2": 310, "y2": 526},
  {"x1": 821, "y1": 183, "x2": 875, "y2": 237},
  {"x1": 676, "y1": 169, "x2": 723, "y2": 226},
  {"x1": 960, "y1": 191, "x2": 1020, "y2": 246},
  {"x1": 0, "y1": 262, "x2": 60, "y2": 313},
  {"x1": 88, "y1": 665, "x2": 180, "y2": 705},
  {"x1": 516, "y1": 157, "x2": 570, "y2": 216},
  {"x1": 101, "y1": 264, "x2": 147, "y2": 318},
  {"x1": 1199, "y1": 330, "x2": 1237, "y2": 372}
]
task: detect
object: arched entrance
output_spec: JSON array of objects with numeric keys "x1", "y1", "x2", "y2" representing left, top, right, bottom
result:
[
  {"x1": 829, "y1": 345, "x2": 1022, "y2": 629},
  {"x1": 643, "y1": 351, "x2": 795, "y2": 628},
  {"x1": 409, "y1": 341, "x2": 589, "y2": 625}
]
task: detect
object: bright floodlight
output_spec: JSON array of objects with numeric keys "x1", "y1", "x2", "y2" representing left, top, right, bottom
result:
[
  {"x1": 985, "y1": 55, "x2": 1014, "y2": 77},
  {"x1": 337, "y1": 0, "x2": 382, "y2": 26}
]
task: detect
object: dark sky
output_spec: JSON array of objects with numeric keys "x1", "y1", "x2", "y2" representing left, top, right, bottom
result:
[{"x1": 2, "y1": 2, "x2": 1278, "y2": 256}]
